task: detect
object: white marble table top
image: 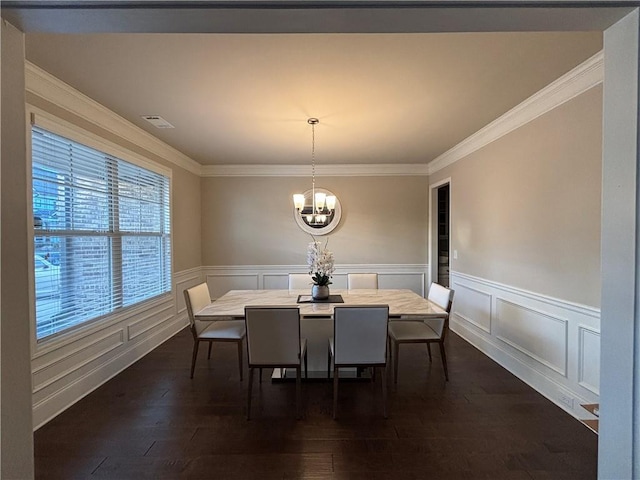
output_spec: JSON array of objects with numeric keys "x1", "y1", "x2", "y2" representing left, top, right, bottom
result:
[{"x1": 194, "y1": 289, "x2": 447, "y2": 320}]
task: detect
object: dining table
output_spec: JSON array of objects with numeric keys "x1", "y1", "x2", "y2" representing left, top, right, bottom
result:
[{"x1": 194, "y1": 288, "x2": 448, "y2": 377}]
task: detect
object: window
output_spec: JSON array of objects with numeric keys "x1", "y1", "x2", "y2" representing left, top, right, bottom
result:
[{"x1": 32, "y1": 126, "x2": 171, "y2": 340}]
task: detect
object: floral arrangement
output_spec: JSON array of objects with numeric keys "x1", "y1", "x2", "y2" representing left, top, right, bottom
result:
[{"x1": 307, "y1": 238, "x2": 335, "y2": 287}]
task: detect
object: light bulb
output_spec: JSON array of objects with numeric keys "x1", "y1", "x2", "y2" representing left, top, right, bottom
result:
[
  {"x1": 293, "y1": 194, "x2": 305, "y2": 211},
  {"x1": 315, "y1": 192, "x2": 326, "y2": 212}
]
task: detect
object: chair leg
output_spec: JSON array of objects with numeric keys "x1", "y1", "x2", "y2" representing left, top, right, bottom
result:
[
  {"x1": 333, "y1": 366, "x2": 339, "y2": 420},
  {"x1": 190, "y1": 341, "x2": 200, "y2": 379},
  {"x1": 304, "y1": 349, "x2": 308, "y2": 379},
  {"x1": 393, "y1": 340, "x2": 399, "y2": 386},
  {"x1": 439, "y1": 341, "x2": 449, "y2": 381},
  {"x1": 259, "y1": 368, "x2": 263, "y2": 383},
  {"x1": 247, "y1": 367, "x2": 254, "y2": 420},
  {"x1": 426, "y1": 343, "x2": 432, "y2": 361},
  {"x1": 237, "y1": 340, "x2": 243, "y2": 381},
  {"x1": 327, "y1": 344, "x2": 331, "y2": 379},
  {"x1": 381, "y1": 366, "x2": 388, "y2": 419},
  {"x1": 296, "y1": 366, "x2": 302, "y2": 420},
  {"x1": 207, "y1": 342, "x2": 213, "y2": 359}
]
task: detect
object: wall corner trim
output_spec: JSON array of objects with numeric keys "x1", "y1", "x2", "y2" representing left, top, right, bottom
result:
[
  {"x1": 427, "y1": 50, "x2": 604, "y2": 175},
  {"x1": 25, "y1": 61, "x2": 203, "y2": 176}
]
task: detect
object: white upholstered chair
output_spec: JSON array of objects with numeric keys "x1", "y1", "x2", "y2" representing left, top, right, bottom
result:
[
  {"x1": 244, "y1": 306, "x2": 308, "y2": 419},
  {"x1": 347, "y1": 273, "x2": 378, "y2": 290},
  {"x1": 184, "y1": 283, "x2": 246, "y2": 380},
  {"x1": 387, "y1": 283, "x2": 454, "y2": 383},
  {"x1": 328, "y1": 305, "x2": 389, "y2": 419},
  {"x1": 288, "y1": 273, "x2": 311, "y2": 290}
]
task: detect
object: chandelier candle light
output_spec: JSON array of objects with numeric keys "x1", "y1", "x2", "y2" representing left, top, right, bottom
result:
[{"x1": 293, "y1": 118, "x2": 337, "y2": 226}]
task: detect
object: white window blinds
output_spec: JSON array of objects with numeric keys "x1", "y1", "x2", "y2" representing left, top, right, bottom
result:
[{"x1": 32, "y1": 125, "x2": 171, "y2": 340}]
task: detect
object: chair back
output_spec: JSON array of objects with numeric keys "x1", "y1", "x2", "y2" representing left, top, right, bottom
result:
[
  {"x1": 347, "y1": 273, "x2": 378, "y2": 290},
  {"x1": 184, "y1": 283, "x2": 213, "y2": 338},
  {"x1": 288, "y1": 273, "x2": 310, "y2": 290},
  {"x1": 428, "y1": 283, "x2": 454, "y2": 313},
  {"x1": 425, "y1": 284, "x2": 454, "y2": 338},
  {"x1": 333, "y1": 305, "x2": 389, "y2": 365},
  {"x1": 245, "y1": 306, "x2": 301, "y2": 366}
]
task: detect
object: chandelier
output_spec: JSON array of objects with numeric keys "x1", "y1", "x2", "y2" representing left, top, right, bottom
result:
[{"x1": 293, "y1": 118, "x2": 337, "y2": 226}]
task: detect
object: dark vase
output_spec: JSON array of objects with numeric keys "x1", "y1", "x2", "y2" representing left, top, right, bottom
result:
[{"x1": 311, "y1": 284, "x2": 330, "y2": 300}]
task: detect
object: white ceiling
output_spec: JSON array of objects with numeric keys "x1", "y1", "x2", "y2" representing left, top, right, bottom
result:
[{"x1": 6, "y1": 3, "x2": 608, "y2": 167}]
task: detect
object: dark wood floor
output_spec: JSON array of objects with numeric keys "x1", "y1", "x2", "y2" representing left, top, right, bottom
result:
[{"x1": 34, "y1": 328, "x2": 597, "y2": 479}]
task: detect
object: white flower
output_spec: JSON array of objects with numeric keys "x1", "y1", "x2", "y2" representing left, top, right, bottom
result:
[{"x1": 307, "y1": 239, "x2": 335, "y2": 286}]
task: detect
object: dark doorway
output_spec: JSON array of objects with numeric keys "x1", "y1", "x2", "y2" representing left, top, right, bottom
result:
[{"x1": 437, "y1": 184, "x2": 450, "y2": 287}]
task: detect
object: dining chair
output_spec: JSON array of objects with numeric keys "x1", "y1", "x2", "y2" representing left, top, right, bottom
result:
[
  {"x1": 328, "y1": 305, "x2": 389, "y2": 419},
  {"x1": 244, "y1": 306, "x2": 308, "y2": 419},
  {"x1": 387, "y1": 283, "x2": 454, "y2": 384},
  {"x1": 347, "y1": 273, "x2": 378, "y2": 290},
  {"x1": 346, "y1": 273, "x2": 380, "y2": 377},
  {"x1": 184, "y1": 283, "x2": 246, "y2": 380},
  {"x1": 288, "y1": 273, "x2": 311, "y2": 290}
]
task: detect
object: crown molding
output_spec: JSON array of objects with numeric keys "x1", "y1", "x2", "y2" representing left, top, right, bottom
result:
[
  {"x1": 427, "y1": 49, "x2": 604, "y2": 175},
  {"x1": 201, "y1": 163, "x2": 430, "y2": 177},
  {"x1": 26, "y1": 48, "x2": 602, "y2": 180},
  {"x1": 25, "y1": 61, "x2": 203, "y2": 176}
]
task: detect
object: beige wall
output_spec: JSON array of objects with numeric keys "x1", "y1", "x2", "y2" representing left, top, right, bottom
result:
[
  {"x1": 430, "y1": 85, "x2": 602, "y2": 307},
  {"x1": 201, "y1": 175, "x2": 428, "y2": 266},
  {"x1": 171, "y1": 167, "x2": 201, "y2": 271},
  {"x1": 25, "y1": 94, "x2": 202, "y2": 272}
]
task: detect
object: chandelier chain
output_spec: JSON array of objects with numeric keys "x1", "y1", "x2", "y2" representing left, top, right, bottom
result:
[
  {"x1": 311, "y1": 121, "x2": 316, "y2": 190},
  {"x1": 292, "y1": 117, "x2": 336, "y2": 229}
]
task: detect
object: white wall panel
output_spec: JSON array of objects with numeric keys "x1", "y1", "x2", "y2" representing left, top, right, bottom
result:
[
  {"x1": 379, "y1": 273, "x2": 424, "y2": 295},
  {"x1": 32, "y1": 329, "x2": 124, "y2": 397},
  {"x1": 203, "y1": 264, "x2": 428, "y2": 296},
  {"x1": 579, "y1": 325, "x2": 600, "y2": 395},
  {"x1": 127, "y1": 304, "x2": 175, "y2": 341},
  {"x1": 450, "y1": 281, "x2": 492, "y2": 333},
  {"x1": 449, "y1": 271, "x2": 600, "y2": 420},
  {"x1": 495, "y1": 298, "x2": 568, "y2": 376},
  {"x1": 263, "y1": 273, "x2": 289, "y2": 290},
  {"x1": 330, "y1": 273, "x2": 348, "y2": 289},
  {"x1": 206, "y1": 273, "x2": 260, "y2": 299}
]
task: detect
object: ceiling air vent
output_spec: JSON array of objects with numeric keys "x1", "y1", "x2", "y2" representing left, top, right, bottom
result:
[{"x1": 141, "y1": 115, "x2": 174, "y2": 129}]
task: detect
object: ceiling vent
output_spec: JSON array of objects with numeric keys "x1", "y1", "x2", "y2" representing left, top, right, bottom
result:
[{"x1": 141, "y1": 115, "x2": 174, "y2": 129}]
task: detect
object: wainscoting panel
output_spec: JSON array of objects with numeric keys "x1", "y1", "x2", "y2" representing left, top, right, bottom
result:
[
  {"x1": 450, "y1": 281, "x2": 492, "y2": 333},
  {"x1": 578, "y1": 325, "x2": 600, "y2": 395},
  {"x1": 378, "y1": 273, "x2": 424, "y2": 295},
  {"x1": 32, "y1": 267, "x2": 200, "y2": 429},
  {"x1": 32, "y1": 329, "x2": 125, "y2": 398},
  {"x1": 127, "y1": 304, "x2": 175, "y2": 341},
  {"x1": 449, "y1": 271, "x2": 600, "y2": 420},
  {"x1": 203, "y1": 264, "x2": 429, "y2": 296},
  {"x1": 263, "y1": 273, "x2": 290, "y2": 290},
  {"x1": 206, "y1": 273, "x2": 260, "y2": 299},
  {"x1": 495, "y1": 298, "x2": 568, "y2": 376}
]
